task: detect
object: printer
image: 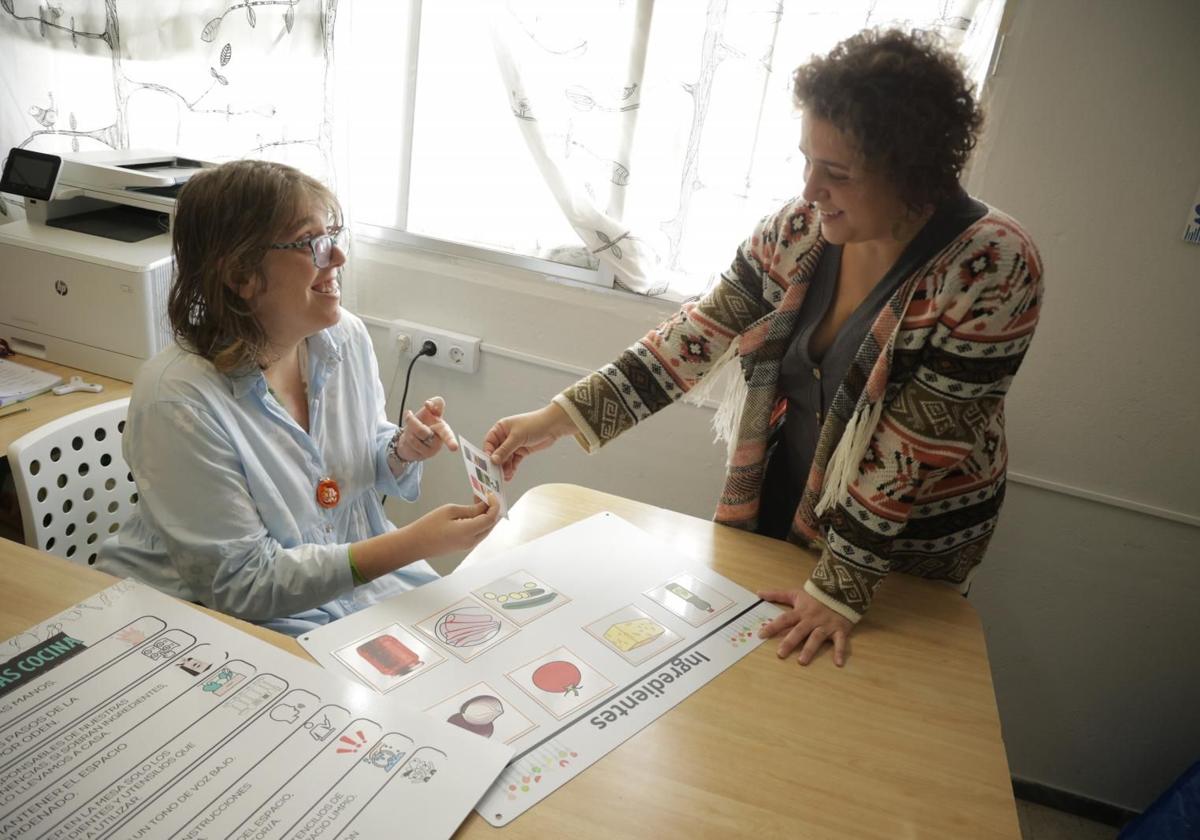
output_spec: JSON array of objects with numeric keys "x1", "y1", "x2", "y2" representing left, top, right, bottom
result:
[{"x1": 0, "y1": 148, "x2": 216, "y2": 381}]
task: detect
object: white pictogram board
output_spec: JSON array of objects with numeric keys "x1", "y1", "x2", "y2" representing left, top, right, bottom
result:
[{"x1": 298, "y1": 512, "x2": 783, "y2": 826}]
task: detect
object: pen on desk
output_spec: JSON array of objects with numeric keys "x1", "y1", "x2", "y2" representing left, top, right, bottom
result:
[{"x1": 0, "y1": 406, "x2": 31, "y2": 419}]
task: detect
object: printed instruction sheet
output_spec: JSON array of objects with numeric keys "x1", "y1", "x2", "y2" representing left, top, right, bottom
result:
[
  {"x1": 297, "y1": 512, "x2": 783, "y2": 826},
  {"x1": 0, "y1": 581, "x2": 511, "y2": 840}
]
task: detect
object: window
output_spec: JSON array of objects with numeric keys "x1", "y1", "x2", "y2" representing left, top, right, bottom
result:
[
  {"x1": 349, "y1": 0, "x2": 1006, "y2": 299},
  {"x1": 0, "y1": 2, "x2": 1003, "y2": 299},
  {"x1": 349, "y1": 0, "x2": 618, "y2": 287}
]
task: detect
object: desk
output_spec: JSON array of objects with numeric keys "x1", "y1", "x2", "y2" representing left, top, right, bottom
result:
[
  {"x1": 0, "y1": 354, "x2": 132, "y2": 456},
  {"x1": 0, "y1": 483, "x2": 1020, "y2": 839}
]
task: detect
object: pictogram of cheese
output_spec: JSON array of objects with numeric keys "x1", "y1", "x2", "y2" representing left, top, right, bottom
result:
[{"x1": 603, "y1": 618, "x2": 665, "y2": 651}]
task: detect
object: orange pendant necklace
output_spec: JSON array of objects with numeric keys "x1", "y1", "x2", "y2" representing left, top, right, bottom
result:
[{"x1": 316, "y1": 476, "x2": 340, "y2": 509}]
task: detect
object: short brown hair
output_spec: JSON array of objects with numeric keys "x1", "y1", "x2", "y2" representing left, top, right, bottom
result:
[
  {"x1": 167, "y1": 159, "x2": 341, "y2": 372},
  {"x1": 792, "y1": 28, "x2": 983, "y2": 213}
]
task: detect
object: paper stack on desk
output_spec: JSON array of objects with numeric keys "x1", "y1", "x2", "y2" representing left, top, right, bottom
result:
[{"x1": 0, "y1": 358, "x2": 62, "y2": 406}]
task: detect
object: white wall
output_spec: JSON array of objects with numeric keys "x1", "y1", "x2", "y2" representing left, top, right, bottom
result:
[
  {"x1": 972, "y1": 0, "x2": 1200, "y2": 520},
  {"x1": 357, "y1": 248, "x2": 730, "y2": 534},
  {"x1": 354, "y1": 0, "x2": 1200, "y2": 812},
  {"x1": 961, "y1": 0, "x2": 1200, "y2": 811}
]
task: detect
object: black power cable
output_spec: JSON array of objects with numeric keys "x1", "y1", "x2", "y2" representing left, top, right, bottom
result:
[
  {"x1": 396, "y1": 340, "x2": 438, "y2": 426},
  {"x1": 382, "y1": 340, "x2": 437, "y2": 505}
]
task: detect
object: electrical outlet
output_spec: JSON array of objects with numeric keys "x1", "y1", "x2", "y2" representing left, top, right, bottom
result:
[{"x1": 388, "y1": 318, "x2": 481, "y2": 374}]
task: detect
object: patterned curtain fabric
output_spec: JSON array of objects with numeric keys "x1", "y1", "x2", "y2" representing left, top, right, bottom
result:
[
  {"x1": 0, "y1": 0, "x2": 355, "y2": 303},
  {"x1": 491, "y1": 0, "x2": 1004, "y2": 297},
  {"x1": 0, "y1": 1, "x2": 1004, "y2": 303}
]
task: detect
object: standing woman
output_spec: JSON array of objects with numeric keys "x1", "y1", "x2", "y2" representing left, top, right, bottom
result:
[
  {"x1": 99, "y1": 160, "x2": 498, "y2": 635},
  {"x1": 485, "y1": 29, "x2": 1043, "y2": 666}
]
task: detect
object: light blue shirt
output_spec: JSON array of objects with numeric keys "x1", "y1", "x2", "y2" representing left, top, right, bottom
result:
[{"x1": 97, "y1": 310, "x2": 438, "y2": 635}]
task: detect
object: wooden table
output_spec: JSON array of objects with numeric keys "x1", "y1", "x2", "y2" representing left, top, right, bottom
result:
[
  {"x1": 0, "y1": 483, "x2": 1019, "y2": 840},
  {"x1": 0, "y1": 354, "x2": 132, "y2": 456}
]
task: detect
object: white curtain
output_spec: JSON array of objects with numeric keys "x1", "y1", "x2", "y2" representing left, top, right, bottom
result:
[
  {"x1": 490, "y1": 0, "x2": 1005, "y2": 297},
  {"x1": 0, "y1": 0, "x2": 357, "y2": 304}
]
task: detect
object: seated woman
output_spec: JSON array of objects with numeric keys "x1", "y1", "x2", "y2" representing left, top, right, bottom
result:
[
  {"x1": 486, "y1": 29, "x2": 1044, "y2": 667},
  {"x1": 99, "y1": 160, "x2": 499, "y2": 636}
]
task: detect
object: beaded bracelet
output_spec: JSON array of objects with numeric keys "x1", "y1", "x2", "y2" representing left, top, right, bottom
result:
[{"x1": 386, "y1": 429, "x2": 415, "y2": 476}]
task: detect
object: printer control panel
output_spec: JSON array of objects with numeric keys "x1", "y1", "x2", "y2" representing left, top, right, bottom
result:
[{"x1": 0, "y1": 149, "x2": 62, "y2": 202}]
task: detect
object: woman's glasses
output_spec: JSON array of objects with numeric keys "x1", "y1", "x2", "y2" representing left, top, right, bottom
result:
[{"x1": 269, "y1": 226, "x2": 347, "y2": 268}]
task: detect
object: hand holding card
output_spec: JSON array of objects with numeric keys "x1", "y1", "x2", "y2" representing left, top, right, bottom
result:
[{"x1": 458, "y1": 435, "x2": 509, "y2": 518}]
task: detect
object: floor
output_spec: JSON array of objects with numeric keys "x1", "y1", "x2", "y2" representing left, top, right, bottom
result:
[{"x1": 1017, "y1": 800, "x2": 1121, "y2": 840}]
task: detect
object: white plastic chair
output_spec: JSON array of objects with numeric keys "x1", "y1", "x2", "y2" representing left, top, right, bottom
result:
[{"x1": 8, "y1": 398, "x2": 137, "y2": 566}]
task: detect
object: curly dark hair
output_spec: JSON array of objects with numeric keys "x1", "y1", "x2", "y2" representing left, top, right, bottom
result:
[
  {"x1": 792, "y1": 28, "x2": 983, "y2": 213},
  {"x1": 167, "y1": 160, "x2": 340, "y2": 373}
]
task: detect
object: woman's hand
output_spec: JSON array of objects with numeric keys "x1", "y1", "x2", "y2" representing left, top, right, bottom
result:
[
  {"x1": 757, "y1": 586, "x2": 855, "y2": 667},
  {"x1": 411, "y1": 496, "x2": 501, "y2": 557},
  {"x1": 395, "y1": 396, "x2": 458, "y2": 463},
  {"x1": 352, "y1": 495, "x2": 500, "y2": 582},
  {"x1": 483, "y1": 403, "x2": 576, "y2": 481}
]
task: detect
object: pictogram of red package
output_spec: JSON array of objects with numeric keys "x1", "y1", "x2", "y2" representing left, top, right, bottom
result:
[{"x1": 357, "y1": 634, "x2": 422, "y2": 676}]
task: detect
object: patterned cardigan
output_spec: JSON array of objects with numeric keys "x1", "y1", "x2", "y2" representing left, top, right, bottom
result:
[{"x1": 554, "y1": 197, "x2": 1043, "y2": 622}]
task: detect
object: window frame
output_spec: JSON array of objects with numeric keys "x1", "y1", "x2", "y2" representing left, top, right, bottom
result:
[{"x1": 356, "y1": 224, "x2": 618, "y2": 288}]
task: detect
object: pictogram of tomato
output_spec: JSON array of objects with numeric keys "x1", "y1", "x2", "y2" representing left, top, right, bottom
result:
[{"x1": 532, "y1": 660, "x2": 582, "y2": 697}]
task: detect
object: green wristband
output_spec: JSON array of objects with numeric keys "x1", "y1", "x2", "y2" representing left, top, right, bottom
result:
[{"x1": 348, "y1": 545, "x2": 368, "y2": 586}]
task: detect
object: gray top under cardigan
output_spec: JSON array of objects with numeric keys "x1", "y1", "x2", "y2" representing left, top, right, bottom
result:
[{"x1": 759, "y1": 190, "x2": 987, "y2": 535}]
